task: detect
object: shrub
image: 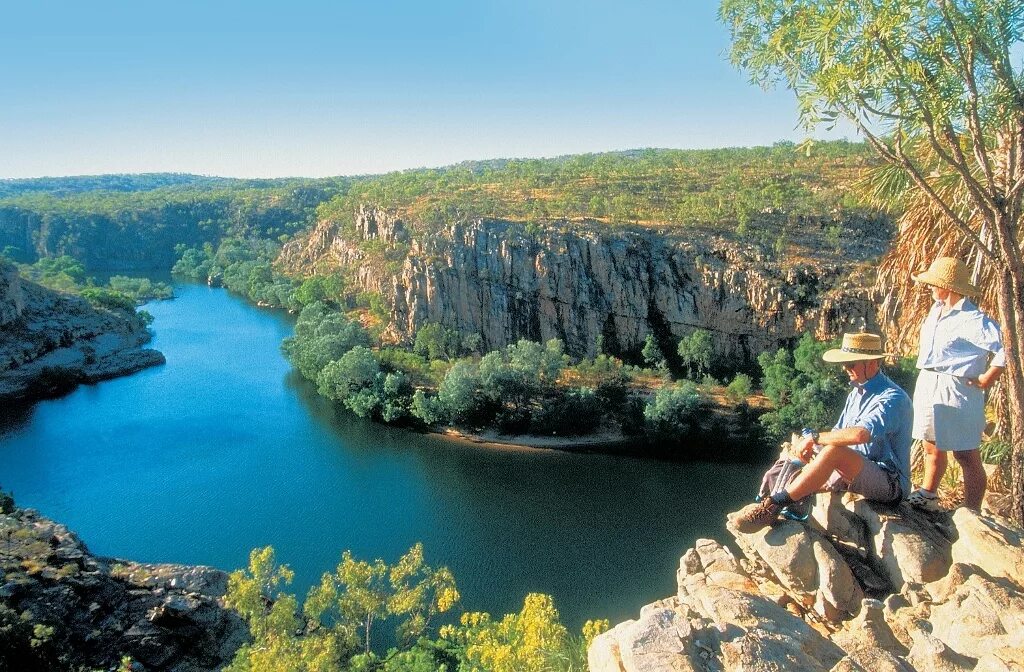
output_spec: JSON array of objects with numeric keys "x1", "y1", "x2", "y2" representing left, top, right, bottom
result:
[{"x1": 644, "y1": 381, "x2": 701, "y2": 439}]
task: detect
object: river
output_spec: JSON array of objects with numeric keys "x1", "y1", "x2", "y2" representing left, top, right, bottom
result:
[{"x1": 0, "y1": 283, "x2": 763, "y2": 629}]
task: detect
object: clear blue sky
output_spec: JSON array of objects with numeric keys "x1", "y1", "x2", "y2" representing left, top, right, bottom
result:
[{"x1": 0, "y1": 0, "x2": 856, "y2": 178}]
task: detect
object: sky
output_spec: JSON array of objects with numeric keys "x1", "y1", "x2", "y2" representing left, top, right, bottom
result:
[{"x1": 0, "y1": 1, "x2": 858, "y2": 179}]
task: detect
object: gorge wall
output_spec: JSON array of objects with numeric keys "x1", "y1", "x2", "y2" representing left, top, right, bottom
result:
[{"x1": 280, "y1": 206, "x2": 890, "y2": 369}]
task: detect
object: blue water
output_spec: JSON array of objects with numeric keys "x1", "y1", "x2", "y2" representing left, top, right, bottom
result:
[{"x1": 0, "y1": 283, "x2": 761, "y2": 629}]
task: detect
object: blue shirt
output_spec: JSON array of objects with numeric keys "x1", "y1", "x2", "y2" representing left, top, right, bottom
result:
[
  {"x1": 916, "y1": 298, "x2": 1005, "y2": 378},
  {"x1": 833, "y1": 371, "x2": 913, "y2": 495}
]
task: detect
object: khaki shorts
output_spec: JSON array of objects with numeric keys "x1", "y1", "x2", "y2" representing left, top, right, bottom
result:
[{"x1": 825, "y1": 460, "x2": 903, "y2": 504}]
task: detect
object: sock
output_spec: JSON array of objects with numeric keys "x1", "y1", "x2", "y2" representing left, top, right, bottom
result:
[{"x1": 770, "y1": 491, "x2": 794, "y2": 506}]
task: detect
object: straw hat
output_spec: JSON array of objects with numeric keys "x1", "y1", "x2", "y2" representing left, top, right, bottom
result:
[
  {"x1": 912, "y1": 257, "x2": 979, "y2": 296},
  {"x1": 822, "y1": 332, "x2": 890, "y2": 363}
]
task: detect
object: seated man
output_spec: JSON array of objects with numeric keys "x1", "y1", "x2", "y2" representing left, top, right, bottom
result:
[{"x1": 734, "y1": 332, "x2": 912, "y2": 533}]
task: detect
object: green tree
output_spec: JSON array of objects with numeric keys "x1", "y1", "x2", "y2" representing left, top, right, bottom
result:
[
  {"x1": 757, "y1": 334, "x2": 846, "y2": 444},
  {"x1": 413, "y1": 323, "x2": 462, "y2": 361},
  {"x1": 641, "y1": 334, "x2": 666, "y2": 372},
  {"x1": 721, "y1": 0, "x2": 1024, "y2": 522},
  {"x1": 643, "y1": 381, "x2": 701, "y2": 439},
  {"x1": 295, "y1": 273, "x2": 346, "y2": 307},
  {"x1": 725, "y1": 373, "x2": 753, "y2": 403},
  {"x1": 677, "y1": 329, "x2": 713, "y2": 380}
]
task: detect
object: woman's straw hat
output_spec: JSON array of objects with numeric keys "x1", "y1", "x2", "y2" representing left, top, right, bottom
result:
[
  {"x1": 912, "y1": 257, "x2": 980, "y2": 296},
  {"x1": 822, "y1": 332, "x2": 890, "y2": 363}
]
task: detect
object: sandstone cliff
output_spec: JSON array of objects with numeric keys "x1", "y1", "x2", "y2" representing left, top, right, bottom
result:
[
  {"x1": 589, "y1": 489, "x2": 1024, "y2": 672},
  {"x1": 0, "y1": 499, "x2": 246, "y2": 671},
  {"x1": 0, "y1": 260, "x2": 165, "y2": 401},
  {"x1": 279, "y1": 206, "x2": 889, "y2": 368}
]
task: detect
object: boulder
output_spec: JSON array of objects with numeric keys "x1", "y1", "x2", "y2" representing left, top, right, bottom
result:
[
  {"x1": 928, "y1": 571, "x2": 1024, "y2": 659},
  {"x1": 850, "y1": 500, "x2": 952, "y2": 589},
  {"x1": 727, "y1": 517, "x2": 863, "y2": 621},
  {"x1": 950, "y1": 508, "x2": 1024, "y2": 586},
  {"x1": 906, "y1": 628, "x2": 977, "y2": 672}
]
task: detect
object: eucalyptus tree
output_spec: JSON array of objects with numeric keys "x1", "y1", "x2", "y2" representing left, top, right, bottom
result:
[{"x1": 721, "y1": 0, "x2": 1024, "y2": 523}]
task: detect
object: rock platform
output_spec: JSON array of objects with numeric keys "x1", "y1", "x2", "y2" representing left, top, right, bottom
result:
[{"x1": 590, "y1": 494, "x2": 1024, "y2": 672}]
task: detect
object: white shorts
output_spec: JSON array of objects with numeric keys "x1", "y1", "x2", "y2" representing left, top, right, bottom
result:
[{"x1": 912, "y1": 369, "x2": 986, "y2": 451}]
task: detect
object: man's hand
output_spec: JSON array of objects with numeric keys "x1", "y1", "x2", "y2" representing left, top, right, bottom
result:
[{"x1": 790, "y1": 435, "x2": 816, "y2": 462}]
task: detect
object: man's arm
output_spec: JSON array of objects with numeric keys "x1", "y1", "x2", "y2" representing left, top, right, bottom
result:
[{"x1": 792, "y1": 426, "x2": 869, "y2": 461}]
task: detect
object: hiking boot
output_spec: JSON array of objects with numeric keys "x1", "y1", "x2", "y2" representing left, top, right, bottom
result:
[
  {"x1": 733, "y1": 498, "x2": 783, "y2": 533},
  {"x1": 907, "y1": 488, "x2": 942, "y2": 512}
]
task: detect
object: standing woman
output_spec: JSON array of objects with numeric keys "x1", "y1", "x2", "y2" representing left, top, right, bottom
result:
[{"x1": 907, "y1": 257, "x2": 1005, "y2": 512}]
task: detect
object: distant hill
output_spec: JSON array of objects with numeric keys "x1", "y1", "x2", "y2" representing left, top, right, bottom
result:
[{"x1": 0, "y1": 173, "x2": 233, "y2": 199}]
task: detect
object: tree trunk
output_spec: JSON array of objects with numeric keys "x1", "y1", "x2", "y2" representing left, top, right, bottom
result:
[{"x1": 993, "y1": 263, "x2": 1024, "y2": 526}]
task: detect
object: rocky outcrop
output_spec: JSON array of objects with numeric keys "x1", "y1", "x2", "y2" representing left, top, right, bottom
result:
[
  {"x1": 590, "y1": 497, "x2": 1024, "y2": 672},
  {"x1": 0, "y1": 503, "x2": 246, "y2": 671},
  {"x1": 279, "y1": 206, "x2": 889, "y2": 366},
  {"x1": 0, "y1": 260, "x2": 164, "y2": 401}
]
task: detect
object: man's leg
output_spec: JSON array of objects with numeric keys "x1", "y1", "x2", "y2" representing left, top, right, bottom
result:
[
  {"x1": 953, "y1": 448, "x2": 986, "y2": 511},
  {"x1": 785, "y1": 444, "x2": 865, "y2": 500},
  {"x1": 734, "y1": 445, "x2": 865, "y2": 532}
]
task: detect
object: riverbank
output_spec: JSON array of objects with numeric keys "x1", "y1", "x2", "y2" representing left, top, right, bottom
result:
[
  {"x1": 0, "y1": 497, "x2": 247, "y2": 671},
  {"x1": 0, "y1": 261, "x2": 164, "y2": 403}
]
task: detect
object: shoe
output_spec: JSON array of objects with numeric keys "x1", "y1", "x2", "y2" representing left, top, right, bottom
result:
[
  {"x1": 734, "y1": 498, "x2": 783, "y2": 533},
  {"x1": 907, "y1": 488, "x2": 942, "y2": 512}
]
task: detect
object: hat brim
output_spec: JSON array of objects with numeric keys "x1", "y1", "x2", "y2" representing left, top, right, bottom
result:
[
  {"x1": 822, "y1": 349, "x2": 889, "y2": 363},
  {"x1": 912, "y1": 271, "x2": 980, "y2": 296}
]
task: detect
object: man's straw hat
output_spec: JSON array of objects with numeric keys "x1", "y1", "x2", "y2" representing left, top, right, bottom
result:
[
  {"x1": 912, "y1": 257, "x2": 979, "y2": 296},
  {"x1": 822, "y1": 332, "x2": 889, "y2": 363}
]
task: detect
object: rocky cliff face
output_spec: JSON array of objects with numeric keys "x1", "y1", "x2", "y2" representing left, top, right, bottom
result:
[
  {"x1": 589, "y1": 489, "x2": 1024, "y2": 672},
  {"x1": 280, "y1": 206, "x2": 887, "y2": 368},
  {"x1": 0, "y1": 260, "x2": 165, "y2": 401},
  {"x1": 0, "y1": 501, "x2": 246, "y2": 671}
]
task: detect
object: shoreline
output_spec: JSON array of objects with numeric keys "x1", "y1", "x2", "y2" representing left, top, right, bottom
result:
[{"x1": 435, "y1": 427, "x2": 633, "y2": 454}]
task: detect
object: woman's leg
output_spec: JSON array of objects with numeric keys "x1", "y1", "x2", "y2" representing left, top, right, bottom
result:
[
  {"x1": 920, "y1": 440, "x2": 947, "y2": 493},
  {"x1": 953, "y1": 449, "x2": 986, "y2": 511}
]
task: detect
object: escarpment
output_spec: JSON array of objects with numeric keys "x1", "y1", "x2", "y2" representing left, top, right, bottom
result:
[
  {"x1": 0, "y1": 260, "x2": 164, "y2": 401},
  {"x1": 279, "y1": 205, "x2": 890, "y2": 367}
]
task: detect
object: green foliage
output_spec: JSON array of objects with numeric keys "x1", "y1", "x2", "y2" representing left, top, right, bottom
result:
[
  {"x1": 173, "y1": 237, "x2": 300, "y2": 310},
  {"x1": 441, "y1": 593, "x2": 572, "y2": 672},
  {"x1": 282, "y1": 302, "x2": 371, "y2": 380},
  {"x1": 413, "y1": 323, "x2": 463, "y2": 361},
  {"x1": 295, "y1": 274, "x2": 346, "y2": 307},
  {"x1": 644, "y1": 382, "x2": 702, "y2": 439},
  {"x1": 757, "y1": 334, "x2": 846, "y2": 444},
  {"x1": 980, "y1": 438, "x2": 1011, "y2": 466},
  {"x1": 641, "y1": 335, "x2": 666, "y2": 372},
  {"x1": 478, "y1": 339, "x2": 568, "y2": 432},
  {"x1": 107, "y1": 275, "x2": 173, "y2": 301},
  {"x1": 677, "y1": 330, "x2": 713, "y2": 380},
  {"x1": 725, "y1": 373, "x2": 754, "y2": 403},
  {"x1": 315, "y1": 143, "x2": 875, "y2": 244},
  {"x1": 79, "y1": 287, "x2": 136, "y2": 313},
  {"x1": 434, "y1": 361, "x2": 483, "y2": 426},
  {"x1": 225, "y1": 544, "x2": 459, "y2": 671}
]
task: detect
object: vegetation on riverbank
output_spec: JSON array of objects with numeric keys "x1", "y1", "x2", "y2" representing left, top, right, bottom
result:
[{"x1": 224, "y1": 543, "x2": 606, "y2": 672}]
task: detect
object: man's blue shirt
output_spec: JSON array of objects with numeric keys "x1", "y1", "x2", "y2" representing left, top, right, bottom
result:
[{"x1": 833, "y1": 371, "x2": 913, "y2": 495}]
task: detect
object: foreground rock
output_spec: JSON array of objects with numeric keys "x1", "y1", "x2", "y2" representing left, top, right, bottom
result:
[
  {"x1": 591, "y1": 496, "x2": 1024, "y2": 672},
  {"x1": 0, "y1": 260, "x2": 164, "y2": 401},
  {"x1": 0, "y1": 502, "x2": 246, "y2": 671}
]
